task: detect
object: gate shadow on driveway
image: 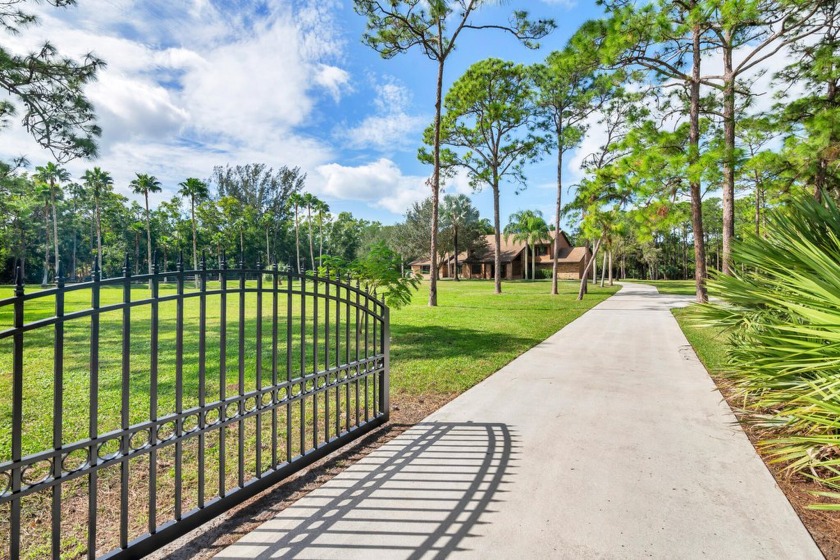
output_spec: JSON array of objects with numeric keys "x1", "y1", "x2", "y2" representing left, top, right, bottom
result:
[{"x1": 216, "y1": 422, "x2": 516, "y2": 559}]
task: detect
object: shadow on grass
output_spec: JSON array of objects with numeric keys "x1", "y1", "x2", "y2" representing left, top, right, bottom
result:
[{"x1": 390, "y1": 324, "x2": 541, "y2": 362}]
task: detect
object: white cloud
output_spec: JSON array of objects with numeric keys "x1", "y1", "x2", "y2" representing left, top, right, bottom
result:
[
  {"x1": 338, "y1": 78, "x2": 427, "y2": 151},
  {"x1": 0, "y1": 0, "x2": 347, "y2": 197},
  {"x1": 315, "y1": 158, "x2": 429, "y2": 214},
  {"x1": 315, "y1": 65, "x2": 352, "y2": 102}
]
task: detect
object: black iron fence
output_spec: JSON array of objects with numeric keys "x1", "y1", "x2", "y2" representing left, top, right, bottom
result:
[{"x1": 0, "y1": 257, "x2": 390, "y2": 559}]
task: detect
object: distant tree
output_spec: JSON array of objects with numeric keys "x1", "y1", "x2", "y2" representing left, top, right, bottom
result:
[
  {"x1": 440, "y1": 193, "x2": 482, "y2": 281},
  {"x1": 211, "y1": 163, "x2": 304, "y2": 265},
  {"x1": 0, "y1": 0, "x2": 105, "y2": 162},
  {"x1": 504, "y1": 209, "x2": 550, "y2": 281},
  {"x1": 355, "y1": 0, "x2": 554, "y2": 306},
  {"x1": 81, "y1": 167, "x2": 113, "y2": 273},
  {"x1": 35, "y1": 180, "x2": 51, "y2": 285},
  {"x1": 702, "y1": 0, "x2": 825, "y2": 275},
  {"x1": 532, "y1": 27, "x2": 616, "y2": 294},
  {"x1": 433, "y1": 58, "x2": 546, "y2": 294},
  {"x1": 288, "y1": 192, "x2": 304, "y2": 273},
  {"x1": 599, "y1": 0, "x2": 711, "y2": 301},
  {"x1": 314, "y1": 198, "x2": 330, "y2": 263},
  {"x1": 775, "y1": 1, "x2": 840, "y2": 202},
  {"x1": 324, "y1": 211, "x2": 363, "y2": 262},
  {"x1": 396, "y1": 198, "x2": 436, "y2": 264},
  {"x1": 33, "y1": 162, "x2": 70, "y2": 278},
  {"x1": 66, "y1": 181, "x2": 84, "y2": 280},
  {"x1": 130, "y1": 173, "x2": 162, "y2": 275},
  {"x1": 301, "y1": 192, "x2": 318, "y2": 270},
  {"x1": 178, "y1": 177, "x2": 209, "y2": 275}
]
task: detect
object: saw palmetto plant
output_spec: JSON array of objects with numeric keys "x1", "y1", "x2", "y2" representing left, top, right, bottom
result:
[{"x1": 701, "y1": 195, "x2": 840, "y2": 508}]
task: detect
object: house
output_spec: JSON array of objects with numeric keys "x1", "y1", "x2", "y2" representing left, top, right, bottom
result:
[{"x1": 409, "y1": 232, "x2": 591, "y2": 280}]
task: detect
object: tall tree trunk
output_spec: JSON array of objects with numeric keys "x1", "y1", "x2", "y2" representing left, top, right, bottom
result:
[
  {"x1": 453, "y1": 225, "x2": 460, "y2": 281},
  {"x1": 531, "y1": 243, "x2": 536, "y2": 280},
  {"x1": 50, "y1": 183, "x2": 60, "y2": 278},
  {"x1": 754, "y1": 176, "x2": 761, "y2": 236},
  {"x1": 591, "y1": 244, "x2": 597, "y2": 284},
  {"x1": 690, "y1": 21, "x2": 709, "y2": 303},
  {"x1": 318, "y1": 219, "x2": 323, "y2": 262},
  {"x1": 144, "y1": 192, "x2": 153, "y2": 275},
  {"x1": 429, "y1": 59, "x2": 445, "y2": 307},
  {"x1": 71, "y1": 220, "x2": 77, "y2": 281},
  {"x1": 42, "y1": 203, "x2": 50, "y2": 286},
  {"x1": 721, "y1": 37, "x2": 736, "y2": 276},
  {"x1": 600, "y1": 251, "x2": 607, "y2": 287},
  {"x1": 192, "y1": 198, "x2": 199, "y2": 285},
  {"x1": 816, "y1": 69, "x2": 838, "y2": 201},
  {"x1": 294, "y1": 205, "x2": 301, "y2": 274},
  {"x1": 307, "y1": 206, "x2": 315, "y2": 269},
  {"x1": 608, "y1": 251, "x2": 613, "y2": 286},
  {"x1": 134, "y1": 233, "x2": 139, "y2": 275},
  {"x1": 492, "y1": 177, "x2": 502, "y2": 295},
  {"x1": 551, "y1": 139, "x2": 562, "y2": 294},
  {"x1": 578, "y1": 238, "x2": 601, "y2": 300},
  {"x1": 95, "y1": 198, "x2": 103, "y2": 274},
  {"x1": 523, "y1": 241, "x2": 528, "y2": 281}
]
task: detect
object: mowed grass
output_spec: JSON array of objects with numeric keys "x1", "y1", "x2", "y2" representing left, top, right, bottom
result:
[
  {"x1": 623, "y1": 279, "x2": 717, "y2": 297},
  {"x1": 0, "y1": 278, "x2": 617, "y2": 455},
  {"x1": 390, "y1": 280, "x2": 619, "y2": 395},
  {"x1": 672, "y1": 305, "x2": 730, "y2": 376},
  {"x1": 0, "y1": 277, "x2": 617, "y2": 558}
]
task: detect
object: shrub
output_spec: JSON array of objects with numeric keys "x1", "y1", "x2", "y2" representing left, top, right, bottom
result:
[
  {"x1": 701, "y1": 196, "x2": 840, "y2": 507},
  {"x1": 318, "y1": 243, "x2": 420, "y2": 309}
]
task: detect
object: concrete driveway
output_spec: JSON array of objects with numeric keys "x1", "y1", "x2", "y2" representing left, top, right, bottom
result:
[{"x1": 216, "y1": 282, "x2": 823, "y2": 559}]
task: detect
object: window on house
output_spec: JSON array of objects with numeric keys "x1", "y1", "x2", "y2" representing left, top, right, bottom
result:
[
  {"x1": 535, "y1": 245, "x2": 549, "y2": 256},
  {"x1": 421, "y1": 265, "x2": 430, "y2": 274},
  {"x1": 471, "y1": 264, "x2": 482, "y2": 274}
]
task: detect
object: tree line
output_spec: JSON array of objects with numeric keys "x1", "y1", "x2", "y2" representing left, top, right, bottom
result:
[
  {"x1": 357, "y1": 0, "x2": 839, "y2": 303},
  {"x1": 0, "y1": 162, "x2": 390, "y2": 284}
]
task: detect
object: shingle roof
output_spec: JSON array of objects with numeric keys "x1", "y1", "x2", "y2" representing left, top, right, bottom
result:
[{"x1": 410, "y1": 231, "x2": 589, "y2": 266}]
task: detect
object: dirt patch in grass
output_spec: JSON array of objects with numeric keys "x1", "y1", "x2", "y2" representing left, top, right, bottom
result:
[{"x1": 149, "y1": 392, "x2": 454, "y2": 560}]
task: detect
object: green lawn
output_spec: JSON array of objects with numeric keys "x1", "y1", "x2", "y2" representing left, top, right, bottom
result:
[
  {"x1": 0, "y1": 277, "x2": 617, "y2": 558},
  {"x1": 0, "y1": 278, "x2": 618, "y2": 457},
  {"x1": 390, "y1": 280, "x2": 618, "y2": 395},
  {"x1": 672, "y1": 305, "x2": 731, "y2": 376},
  {"x1": 623, "y1": 279, "x2": 710, "y2": 296}
]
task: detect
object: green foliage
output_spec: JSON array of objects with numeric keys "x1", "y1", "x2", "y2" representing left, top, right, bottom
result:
[
  {"x1": 320, "y1": 242, "x2": 421, "y2": 310},
  {"x1": 700, "y1": 196, "x2": 840, "y2": 506},
  {"x1": 433, "y1": 58, "x2": 546, "y2": 193},
  {"x1": 0, "y1": 0, "x2": 104, "y2": 161}
]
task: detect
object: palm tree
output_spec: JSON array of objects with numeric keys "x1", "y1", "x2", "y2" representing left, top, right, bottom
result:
[
  {"x1": 130, "y1": 173, "x2": 162, "y2": 275},
  {"x1": 178, "y1": 177, "x2": 209, "y2": 276},
  {"x1": 36, "y1": 181, "x2": 52, "y2": 286},
  {"x1": 82, "y1": 167, "x2": 113, "y2": 274},
  {"x1": 441, "y1": 194, "x2": 479, "y2": 281},
  {"x1": 34, "y1": 162, "x2": 70, "y2": 279},
  {"x1": 67, "y1": 182, "x2": 85, "y2": 281},
  {"x1": 504, "y1": 210, "x2": 551, "y2": 280},
  {"x1": 301, "y1": 192, "x2": 317, "y2": 271},
  {"x1": 314, "y1": 199, "x2": 330, "y2": 264},
  {"x1": 288, "y1": 192, "x2": 303, "y2": 273}
]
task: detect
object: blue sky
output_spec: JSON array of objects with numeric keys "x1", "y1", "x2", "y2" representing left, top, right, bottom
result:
[{"x1": 2, "y1": 1, "x2": 611, "y2": 227}]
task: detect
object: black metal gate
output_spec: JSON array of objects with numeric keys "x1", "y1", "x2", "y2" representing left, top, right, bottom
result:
[{"x1": 0, "y1": 257, "x2": 390, "y2": 559}]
